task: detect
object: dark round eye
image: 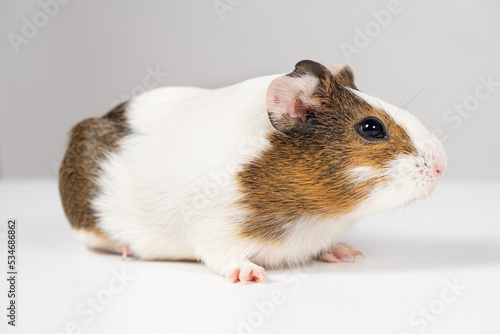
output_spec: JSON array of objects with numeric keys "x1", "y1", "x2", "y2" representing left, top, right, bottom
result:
[{"x1": 357, "y1": 117, "x2": 386, "y2": 140}]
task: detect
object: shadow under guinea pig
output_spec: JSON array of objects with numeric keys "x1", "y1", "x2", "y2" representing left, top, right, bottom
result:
[{"x1": 306, "y1": 237, "x2": 500, "y2": 274}]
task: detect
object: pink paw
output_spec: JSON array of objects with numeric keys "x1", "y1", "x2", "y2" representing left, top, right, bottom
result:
[
  {"x1": 321, "y1": 243, "x2": 364, "y2": 263},
  {"x1": 226, "y1": 262, "x2": 265, "y2": 284},
  {"x1": 121, "y1": 245, "x2": 134, "y2": 261}
]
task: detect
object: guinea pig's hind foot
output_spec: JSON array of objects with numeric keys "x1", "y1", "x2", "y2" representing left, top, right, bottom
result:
[
  {"x1": 321, "y1": 243, "x2": 364, "y2": 263},
  {"x1": 121, "y1": 245, "x2": 134, "y2": 261},
  {"x1": 226, "y1": 261, "x2": 265, "y2": 284}
]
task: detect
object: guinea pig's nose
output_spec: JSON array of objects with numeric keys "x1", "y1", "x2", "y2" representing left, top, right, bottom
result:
[
  {"x1": 432, "y1": 142, "x2": 447, "y2": 179},
  {"x1": 434, "y1": 163, "x2": 444, "y2": 177},
  {"x1": 433, "y1": 158, "x2": 447, "y2": 178}
]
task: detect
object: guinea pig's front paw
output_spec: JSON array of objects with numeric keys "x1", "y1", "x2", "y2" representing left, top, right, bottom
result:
[
  {"x1": 226, "y1": 261, "x2": 265, "y2": 284},
  {"x1": 321, "y1": 243, "x2": 364, "y2": 263}
]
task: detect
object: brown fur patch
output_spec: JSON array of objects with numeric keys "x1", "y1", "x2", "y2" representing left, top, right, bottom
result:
[
  {"x1": 237, "y1": 60, "x2": 417, "y2": 243},
  {"x1": 59, "y1": 102, "x2": 131, "y2": 237},
  {"x1": 330, "y1": 65, "x2": 356, "y2": 89}
]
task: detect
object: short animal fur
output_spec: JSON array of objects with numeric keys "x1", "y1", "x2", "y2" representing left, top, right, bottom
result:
[{"x1": 59, "y1": 60, "x2": 446, "y2": 283}]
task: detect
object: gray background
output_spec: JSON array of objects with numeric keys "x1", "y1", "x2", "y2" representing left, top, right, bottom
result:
[{"x1": 1, "y1": 0, "x2": 499, "y2": 179}]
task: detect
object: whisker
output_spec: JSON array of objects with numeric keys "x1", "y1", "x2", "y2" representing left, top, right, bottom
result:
[
  {"x1": 400, "y1": 84, "x2": 427, "y2": 110},
  {"x1": 399, "y1": 88, "x2": 408, "y2": 110},
  {"x1": 374, "y1": 99, "x2": 388, "y2": 115},
  {"x1": 394, "y1": 84, "x2": 427, "y2": 120}
]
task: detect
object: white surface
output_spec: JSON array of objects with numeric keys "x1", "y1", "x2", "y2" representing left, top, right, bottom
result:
[{"x1": 0, "y1": 179, "x2": 499, "y2": 334}]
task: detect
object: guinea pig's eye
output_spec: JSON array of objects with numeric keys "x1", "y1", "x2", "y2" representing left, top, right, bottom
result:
[{"x1": 357, "y1": 117, "x2": 386, "y2": 140}]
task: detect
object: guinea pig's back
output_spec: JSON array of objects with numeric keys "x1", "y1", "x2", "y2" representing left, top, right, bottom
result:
[
  {"x1": 60, "y1": 77, "x2": 276, "y2": 259},
  {"x1": 86, "y1": 77, "x2": 276, "y2": 259}
]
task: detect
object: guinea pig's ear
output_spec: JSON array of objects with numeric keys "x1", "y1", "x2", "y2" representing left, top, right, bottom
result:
[
  {"x1": 330, "y1": 64, "x2": 357, "y2": 90},
  {"x1": 266, "y1": 60, "x2": 333, "y2": 133}
]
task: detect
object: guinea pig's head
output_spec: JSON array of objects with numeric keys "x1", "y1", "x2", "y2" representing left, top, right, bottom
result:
[{"x1": 264, "y1": 60, "x2": 447, "y2": 218}]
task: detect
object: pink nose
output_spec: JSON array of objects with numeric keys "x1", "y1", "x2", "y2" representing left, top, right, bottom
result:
[{"x1": 434, "y1": 162, "x2": 446, "y2": 177}]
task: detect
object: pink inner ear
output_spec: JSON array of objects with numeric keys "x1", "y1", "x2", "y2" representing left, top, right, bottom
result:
[
  {"x1": 288, "y1": 96, "x2": 307, "y2": 122},
  {"x1": 267, "y1": 74, "x2": 318, "y2": 127}
]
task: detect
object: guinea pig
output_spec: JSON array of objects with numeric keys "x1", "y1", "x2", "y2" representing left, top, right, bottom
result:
[{"x1": 59, "y1": 60, "x2": 447, "y2": 283}]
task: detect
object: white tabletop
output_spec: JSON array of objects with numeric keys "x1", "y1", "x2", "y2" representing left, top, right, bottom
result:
[{"x1": 0, "y1": 179, "x2": 499, "y2": 334}]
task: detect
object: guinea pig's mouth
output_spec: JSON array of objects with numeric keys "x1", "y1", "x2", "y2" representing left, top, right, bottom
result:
[
  {"x1": 415, "y1": 160, "x2": 445, "y2": 200},
  {"x1": 416, "y1": 181, "x2": 439, "y2": 200}
]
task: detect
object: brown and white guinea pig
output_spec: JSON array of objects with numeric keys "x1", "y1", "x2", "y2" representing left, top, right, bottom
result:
[{"x1": 59, "y1": 60, "x2": 446, "y2": 283}]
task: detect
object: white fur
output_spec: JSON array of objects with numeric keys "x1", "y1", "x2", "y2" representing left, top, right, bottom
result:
[
  {"x1": 347, "y1": 166, "x2": 380, "y2": 184},
  {"x1": 92, "y1": 74, "x2": 353, "y2": 275},
  {"x1": 85, "y1": 74, "x2": 446, "y2": 278},
  {"x1": 92, "y1": 75, "x2": 293, "y2": 273},
  {"x1": 72, "y1": 229, "x2": 121, "y2": 254}
]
